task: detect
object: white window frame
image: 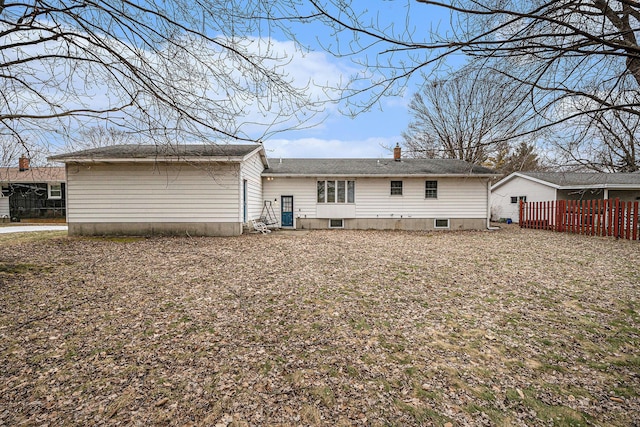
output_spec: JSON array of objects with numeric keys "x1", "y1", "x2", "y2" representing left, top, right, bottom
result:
[
  {"x1": 317, "y1": 180, "x2": 355, "y2": 204},
  {"x1": 48, "y1": 183, "x2": 62, "y2": 199},
  {"x1": 511, "y1": 195, "x2": 527, "y2": 204},
  {"x1": 425, "y1": 180, "x2": 438, "y2": 199},
  {"x1": 329, "y1": 219, "x2": 344, "y2": 228},
  {"x1": 390, "y1": 180, "x2": 403, "y2": 196},
  {"x1": 434, "y1": 218, "x2": 450, "y2": 229}
]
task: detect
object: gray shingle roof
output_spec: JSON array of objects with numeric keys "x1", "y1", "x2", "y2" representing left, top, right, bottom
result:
[
  {"x1": 263, "y1": 158, "x2": 497, "y2": 177},
  {"x1": 0, "y1": 167, "x2": 65, "y2": 183},
  {"x1": 49, "y1": 144, "x2": 263, "y2": 161},
  {"x1": 520, "y1": 172, "x2": 640, "y2": 187}
]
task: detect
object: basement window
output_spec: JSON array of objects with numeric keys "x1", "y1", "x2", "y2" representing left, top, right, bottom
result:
[
  {"x1": 434, "y1": 218, "x2": 450, "y2": 229},
  {"x1": 329, "y1": 219, "x2": 344, "y2": 228}
]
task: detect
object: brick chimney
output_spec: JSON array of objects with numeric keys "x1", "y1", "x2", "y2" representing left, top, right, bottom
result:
[
  {"x1": 393, "y1": 143, "x2": 401, "y2": 161},
  {"x1": 19, "y1": 156, "x2": 30, "y2": 171}
]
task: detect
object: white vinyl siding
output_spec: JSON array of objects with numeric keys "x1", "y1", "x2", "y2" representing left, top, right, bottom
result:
[
  {"x1": 262, "y1": 177, "x2": 317, "y2": 227},
  {"x1": 356, "y1": 177, "x2": 488, "y2": 218},
  {"x1": 66, "y1": 162, "x2": 241, "y2": 223},
  {"x1": 490, "y1": 177, "x2": 556, "y2": 223},
  {"x1": 240, "y1": 151, "x2": 266, "y2": 222},
  {"x1": 264, "y1": 176, "x2": 489, "y2": 221}
]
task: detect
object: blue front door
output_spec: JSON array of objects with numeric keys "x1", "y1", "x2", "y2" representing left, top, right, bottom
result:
[{"x1": 281, "y1": 196, "x2": 294, "y2": 227}]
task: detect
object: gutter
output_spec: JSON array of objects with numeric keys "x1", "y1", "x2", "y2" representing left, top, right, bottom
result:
[
  {"x1": 262, "y1": 173, "x2": 500, "y2": 179},
  {"x1": 48, "y1": 156, "x2": 245, "y2": 164}
]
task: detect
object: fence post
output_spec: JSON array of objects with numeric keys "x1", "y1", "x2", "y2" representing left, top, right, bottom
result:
[
  {"x1": 631, "y1": 202, "x2": 640, "y2": 240},
  {"x1": 519, "y1": 200, "x2": 523, "y2": 228},
  {"x1": 597, "y1": 199, "x2": 602, "y2": 236},
  {"x1": 626, "y1": 201, "x2": 632, "y2": 240},
  {"x1": 614, "y1": 198, "x2": 620, "y2": 239},
  {"x1": 608, "y1": 199, "x2": 613, "y2": 237}
]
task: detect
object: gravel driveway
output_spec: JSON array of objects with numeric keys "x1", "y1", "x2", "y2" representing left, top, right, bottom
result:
[{"x1": 1, "y1": 227, "x2": 639, "y2": 426}]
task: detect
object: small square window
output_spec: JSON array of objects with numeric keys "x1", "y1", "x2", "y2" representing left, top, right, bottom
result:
[
  {"x1": 329, "y1": 219, "x2": 344, "y2": 228},
  {"x1": 511, "y1": 196, "x2": 527, "y2": 204},
  {"x1": 434, "y1": 218, "x2": 450, "y2": 229},
  {"x1": 390, "y1": 180, "x2": 403, "y2": 196}
]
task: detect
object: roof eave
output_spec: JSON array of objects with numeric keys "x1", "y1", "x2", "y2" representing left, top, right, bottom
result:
[
  {"x1": 492, "y1": 172, "x2": 559, "y2": 191},
  {"x1": 557, "y1": 183, "x2": 640, "y2": 190},
  {"x1": 48, "y1": 156, "x2": 246, "y2": 163},
  {"x1": 262, "y1": 173, "x2": 499, "y2": 178}
]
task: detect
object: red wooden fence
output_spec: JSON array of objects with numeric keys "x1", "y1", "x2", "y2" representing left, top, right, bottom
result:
[{"x1": 519, "y1": 198, "x2": 639, "y2": 241}]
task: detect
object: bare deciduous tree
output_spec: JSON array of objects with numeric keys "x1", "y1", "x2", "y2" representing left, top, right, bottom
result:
[
  {"x1": 556, "y1": 103, "x2": 639, "y2": 172},
  {"x1": 401, "y1": 65, "x2": 533, "y2": 164},
  {"x1": 0, "y1": 0, "x2": 323, "y2": 157},
  {"x1": 309, "y1": 1, "x2": 640, "y2": 169}
]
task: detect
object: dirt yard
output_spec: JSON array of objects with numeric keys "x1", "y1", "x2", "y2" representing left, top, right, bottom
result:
[{"x1": 1, "y1": 227, "x2": 639, "y2": 426}]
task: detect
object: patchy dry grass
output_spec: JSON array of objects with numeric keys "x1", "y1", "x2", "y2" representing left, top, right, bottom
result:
[{"x1": 0, "y1": 226, "x2": 639, "y2": 426}]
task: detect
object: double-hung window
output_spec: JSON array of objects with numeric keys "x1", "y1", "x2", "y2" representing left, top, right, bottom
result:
[
  {"x1": 390, "y1": 180, "x2": 403, "y2": 196},
  {"x1": 48, "y1": 183, "x2": 62, "y2": 199},
  {"x1": 317, "y1": 180, "x2": 355, "y2": 203},
  {"x1": 425, "y1": 180, "x2": 438, "y2": 199}
]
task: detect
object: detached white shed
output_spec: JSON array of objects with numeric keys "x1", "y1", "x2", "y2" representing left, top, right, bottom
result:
[
  {"x1": 49, "y1": 144, "x2": 268, "y2": 236},
  {"x1": 491, "y1": 172, "x2": 640, "y2": 223}
]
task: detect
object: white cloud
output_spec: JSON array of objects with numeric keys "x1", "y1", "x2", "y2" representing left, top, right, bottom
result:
[{"x1": 263, "y1": 136, "x2": 398, "y2": 158}]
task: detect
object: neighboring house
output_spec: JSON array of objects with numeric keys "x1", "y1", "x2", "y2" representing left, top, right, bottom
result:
[
  {"x1": 491, "y1": 171, "x2": 640, "y2": 223},
  {"x1": 49, "y1": 144, "x2": 498, "y2": 236},
  {"x1": 0, "y1": 157, "x2": 66, "y2": 221},
  {"x1": 48, "y1": 144, "x2": 267, "y2": 236}
]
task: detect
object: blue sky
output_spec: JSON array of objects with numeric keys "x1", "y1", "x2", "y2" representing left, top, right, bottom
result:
[
  {"x1": 5, "y1": 1, "x2": 457, "y2": 162},
  {"x1": 260, "y1": 1, "x2": 454, "y2": 159}
]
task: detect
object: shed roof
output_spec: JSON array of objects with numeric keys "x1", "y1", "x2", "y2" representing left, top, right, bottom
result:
[
  {"x1": 0, "y1": 167, "x2": 65, "y2": 183},
  {"x1": 262, "y1": 158, "x2": 497, "y2": 177},
  {"x1": 492, "y1": 171, "x2": 640, "y2": 190},
  {"x1": 49, "y1": 144, "x2": 266, "y2": 163}
]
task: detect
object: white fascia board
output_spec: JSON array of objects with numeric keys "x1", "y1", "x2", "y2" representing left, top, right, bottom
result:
[
  {"x1": 54, "y1": 156, "x2": 245, "y2": 163},
  {"x1": 261, "y1": 173, "x2": 499, "y2": 178},
  {"x1": 491, "y1": 172, "x2": 559, "y2": 191},
  {"x1": 243, "y1": 145, "x2": 269, "y2": 168}
]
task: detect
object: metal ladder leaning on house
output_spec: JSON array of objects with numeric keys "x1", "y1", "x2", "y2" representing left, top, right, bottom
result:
[{"x1": 260, "y1": 201, "x2": 279, "y2": 228}]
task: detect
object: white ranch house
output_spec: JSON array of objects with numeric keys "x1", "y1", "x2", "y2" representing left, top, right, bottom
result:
[
  {"x1": 49, "y1": 144, "x2": 498, "y2": 236},
  {"x1": 491, "y1": 171, "x2": 640, "y2": 223}
]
